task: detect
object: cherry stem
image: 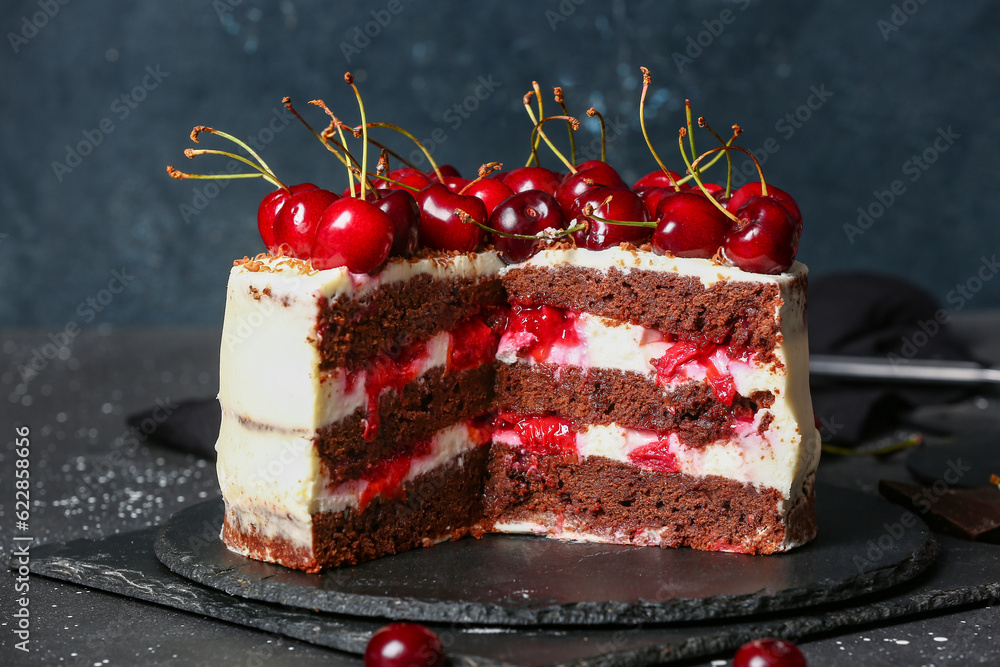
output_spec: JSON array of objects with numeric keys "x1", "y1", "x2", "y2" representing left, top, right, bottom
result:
[
  {"x1": 284, "y1": 97, "x2": 352, "y2": 171},
  {"x1": 684, "y1": 100, "x2": 698, "y2": 178},
  {"x1": 376, "y1": 148, "x2": 389, "y2": 177},
  {"x1": 361, "y1": 121, "x2": 444, "y2": 182},
  {"x1": 674, "y1": 125, "x2": 740, "y2": 186},
  {"x1": 166, "y1": 166, "x2": 281, "y2": 188},
  {"x1": 638, "y1": 68, "x2": 681, "y2": 191},
  {"x1": 367, "y1": 138, "x2": 417, "y2": 170},
  {"x1": 530, "y1": 115, "x2": 580, "y2": 174},
  {"x1": 698, "y1": 117, "x2": 733, "y2": 198},
  {"x1": 691, "y1": 144, "x2": 768, "y2": 198},
  {"x1": 522, "y1": 92, "x2": 541, "y2": 167},
  {"x1": 554, "y1": 87, "x2": 577, "y2": 166},
  {"x1": 532, "y1": 81, "x2": 545, "y2": 163},
  {"x1": 310, "y1": 99, "x2": 356, "y2": 190},
  {"x1": 678, "y1": 129, "x2": 739, "y2": 224},
  {"x1": 457, "y1": 162, "x2": 502, "y2": 196},
  {"x1": 368, "y1": 173, "x2": 420, "y2": 192},
  {"x1": 182, "y1": 148, "x2": 281, "y2": 184},
  {"x1": 455, "y1": 209, "x2": 586, "y2": 240},
  {"x1": 190, "y1": 126, "x2": 279, "y2": 183},
  {"x1": 582, "y1": 205, "x2": 657, "y2": 228},
  {"x1": 345, "y1": 72, "x2": 369, "y2": 200},
  {"x1": 586, "y1": 108, "x2": 606, "y2": 162},
  {"x1": 990, "y1": 473, "x2": 1000, "y2": 489}
]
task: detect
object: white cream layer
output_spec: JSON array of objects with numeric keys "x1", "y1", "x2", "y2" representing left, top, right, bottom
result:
[
  {"x1": 218, "y1": 252, "x2": 503, "y2": 433},
  {"x1": 216, "y1": 419, "x2": 486, "y2": 548}
]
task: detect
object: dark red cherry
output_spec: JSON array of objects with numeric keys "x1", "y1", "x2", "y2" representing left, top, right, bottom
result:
[
  {"x1": 463, "y1": 178, "x2": 515, "y2": 216},
  {"x1": 368, "y1": 189, "x2": 419, "y2": 257},
  {"x1": 554, "y1": 166, "x2": 627, "y2": 213},
  {"x1": 272, "y1": 188, "x2": 339, "y2": 258},
  {"x1": 732, "y1": 638, "x2": 807, "y2": 667},
  {"x1": 312, "y1": 198, "x2": 394, "y2": 273},
  {"x1": 489, "y1": 190, "x2": 565, "y2": 262},
  {"x1": 364, "y1": 622, "x2": 445, "y2": 667},
  {"x1": 385, "y1": 168, "x2": 432, "y2": 192},
  {"x1": 652, "y1": 191, "x2": 732, "y2": 259},
  {"x1": 427, "y1": 164, "x2": 462, "y2": 182},
  {"x1": 442, "y1": 176, "x2": 472, "y2": 193},
  {"x1": 634, "y1": 170, "x2": 682, "y2": 189},
  {"x1": 502, "y1": 166, "x2": 562, "y2": 195},
  {"x1": 567, "y1": 160, "x2": 623, "y2": 186},
  {"x1": 415, "y1": 183, "x2": 487, "y2": 252},
  {"x1": 569, "y1": 186, "x2": 652, "y2": 250},
  {"x1": 257, "y1": 183, "x2": 318, "y2": 252},
  {"x1": 634, "y1": 186, "x2": 676, "y2": 220},
  {"x1": 727, "y1": 182, "x2": 802, "y2": 225},
  {"x1": 723, "y1": 196, "x2": 798, "y2": 274}
]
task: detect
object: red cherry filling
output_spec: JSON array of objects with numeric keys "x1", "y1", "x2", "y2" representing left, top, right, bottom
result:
[
  {"x1": 272, "y1": 188, "x2": 339, "y2": 258},
  {"x1": 364, "y1": 623, "x2": 445, "y2": 667},
  {"x1": 494, "y1": 412, "x2": 577, "y2": 456},
  {"x1": 489, "y1": 190, "x2": 565, "y2": 263},
  {"x1": 505, "y1": 302, "x2": 580, "y2": 363},
  {"x1": 652, "y1": 191, "x2": 732, "y2": 259},
  {"x1": 569, "y1": 186, "x2": 653, "y2": 250},
  {"x1": 414, "y1": 183, "x2": 486, "y2": 252},
  {"x1": 257, "y1": 183, "x2": 318, "y2": 252},
  {"x1": 447, "y1": 315, "x2": 501, "y2": 371},
  {"x1": 723, "y1": 196, "x2": 798, "y2": 274},
  {"x1": 732, "y1": 638, "x2": 807, "y2": 667},
  {"x1": 628, "y1": 439, "x2": 680, "y2": 473},
  {"x1": 311, "y1": 197, "x2": 394, "y2": 273},
  {"x1": 502, "y1": 166, "x2": 562, "y2": 195}
]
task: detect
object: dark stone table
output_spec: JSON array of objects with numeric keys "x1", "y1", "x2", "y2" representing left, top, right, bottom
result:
[{"x1": 2, "y1": 318, "x2": 999, "y2": 665}]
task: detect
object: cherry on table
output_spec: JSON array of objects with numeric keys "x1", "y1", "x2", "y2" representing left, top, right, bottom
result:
[
  {"x1": 732, "y1": 637, "x2": 807, "y2": 667},
  {"x1": 723, "y1": 196, "x2": 798, "y2": 274},
  {"x1": 652, "y1": 190, "x2": 732, "y2": 259},
  {"x1": 415, "y1": 183, "x2": 487, "y2": 252},
  {"x1": 272, "y1": 188, "x2": 339, "y2": 258},
  {"x1": 489, "y1": 189, "x2": 565, "y2": 263},
  {"x1": 257, "y1": 183, "x2": 318, "y2": 252},
  {"x1": 311, "y1": 197, "x2": 394, "y2": 273},
  {"x1": 364, "y1": 622, "x2": 445, "y2": 667}
]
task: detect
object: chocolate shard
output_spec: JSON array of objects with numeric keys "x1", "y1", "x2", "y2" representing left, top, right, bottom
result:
[{"x1": 878, "y1": 479, "x2": 1000, "y2": 543}]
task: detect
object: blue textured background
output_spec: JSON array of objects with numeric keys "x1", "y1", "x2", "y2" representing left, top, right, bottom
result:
[{"x1": 2, "y1": 0, "x2": 998, "y2": 327}]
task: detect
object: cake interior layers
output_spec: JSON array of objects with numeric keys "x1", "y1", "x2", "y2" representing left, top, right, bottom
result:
[{"x1": 220, "y1": 419, "x2": 492, "y2": 572}]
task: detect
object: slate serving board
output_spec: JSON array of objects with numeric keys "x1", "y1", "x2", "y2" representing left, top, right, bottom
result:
[
  {"x1": 21, "y1": 524, "x2": 1000, "y2": 666},
  {"x1": 153, "y1": 485, "x2": 936, "y2": 626}
]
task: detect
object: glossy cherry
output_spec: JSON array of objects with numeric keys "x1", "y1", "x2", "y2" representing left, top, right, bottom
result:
[
  {"x1": 502, "y1": 166, "x2": 562, "y2": 195},
  {"x1": 415, "y1": 183, "x2": 487, "y2": 252},
  {"x1": 634, "y1": 170, "x2": 682, "y2": 189},
  {"x1": 463, "y1": 177, "x2": 515, "y2": 216},
  {"x1": 442, "y1": 176, "x2": 472, "y2": 193},
  {"x1": 363, "y1": 622, "x2": 445, "y2": 667},
  {"x1": 569, "y1": 186, "x2": 652, "y2": 250},
  {"x1": 272, "y1": 188, "x2": 339, "y2": 258},
  {"x1": 652, "y1": 191, "x2": 732, "y2": 258},
  {"x1": 554, "y1": 165, "x2": 627, "y2": 213},
  {"x1": 489, "y1": 189, "x2": 565, "y2": 262},
  {"x1": 727, "y1": 182, "x2": 802, "y2": 226},
  {"x1": 634, "y1": 186, "x2": 676, "y2": 220},
  {"x1": 732, "y1": 638, "x2": 807, "y2": 667},
  {"x1": 368, "y1": 189, "x2": 420, "y2": 257},
  {"x1": 312, "y1": 197, "x2": 394, "y2": 273},
  {"x1": 257, "y1": 183, "x2": 318, "y2": 252},
  {"x1": 723, "y1": 196, "x2": 798, "y2": 274},
  {"x1": 569, "y1": 159, "x2": 623, "y2": 186},
  {"x1": 427, "y1": 163, "x2": 462, "y2": 182},
  {"x1": 384, "y1": 167, "x2": 432, "y2": 192}
]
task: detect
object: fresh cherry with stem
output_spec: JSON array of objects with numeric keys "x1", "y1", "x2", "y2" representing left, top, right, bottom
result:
[
  {"x1": 488, "y1": 189, "x2": 566, "y2": 262},
  {"x1": 569, "y1": 186, "x2": 655, "y2": 250},
  {"x1": 732, "y1": 638, "x2": 807, "y2": 667},
  {"x1": 363, "y1": 622, "x2": 445, "y2": 667}
]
